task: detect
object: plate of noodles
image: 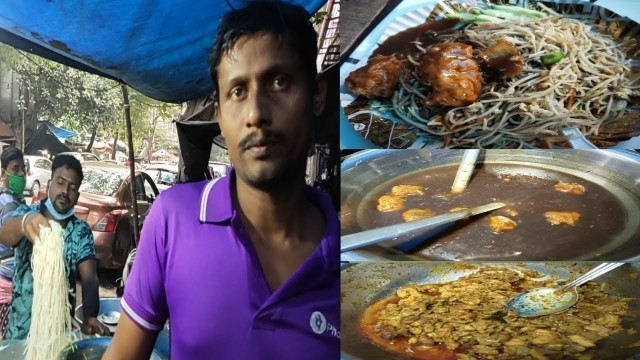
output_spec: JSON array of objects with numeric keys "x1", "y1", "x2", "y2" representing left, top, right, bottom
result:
[{"x1": 340, "y1": 0, "x2": 640, "y2": 149}]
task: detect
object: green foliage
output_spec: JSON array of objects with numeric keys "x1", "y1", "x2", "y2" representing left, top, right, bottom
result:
[
  {"x1": 0, "y1": 44, "x2": 181, "y2": 155},
  {"x1": 312, "y1": 11, "x2": 328, "y2": 25},
  {"x1": 0, "y1": 43, "x2": 121, "y2": 132}
]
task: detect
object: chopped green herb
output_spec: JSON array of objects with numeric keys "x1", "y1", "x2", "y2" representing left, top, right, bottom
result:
[{"x1": 542, "y1": 52, "x2": 565, "y2": 65}]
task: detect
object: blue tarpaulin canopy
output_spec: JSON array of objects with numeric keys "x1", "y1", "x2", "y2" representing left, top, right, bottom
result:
[
  {"x1": 0, "y1": 1, "x2": 324, "y2": 103},
  {"x1": 40, "y1": 121, "x2": 77, "y2": 139}
]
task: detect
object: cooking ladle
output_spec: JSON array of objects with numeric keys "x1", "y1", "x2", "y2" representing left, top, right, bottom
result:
[
  {"x1": 505, "y1": 262, "x2": 625, "y2": 317},
  {"x1": 451, "y1": 149, "x2": 480, "y2": 194}
]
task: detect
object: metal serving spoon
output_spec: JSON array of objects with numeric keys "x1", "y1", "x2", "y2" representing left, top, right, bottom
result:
[
  {"x1": 340, "y1": 202, "x2": 505, "y2": 252},
  {"x1": 561, "y1": 127, "x2": 598, "y2": 149},
  {"x1": 505, "y1": 262, "x2": 625, "y2": 317}
]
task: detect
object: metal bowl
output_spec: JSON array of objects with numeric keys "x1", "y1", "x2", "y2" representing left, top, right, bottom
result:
[
  {"x1": 75, "y1": 298, "x2": 122, "y2": 334},
  {"x1": 75, "y1": 298, "x2": 169, "y2": 357},
  {"x1": 0, "y1": 340, "x2": 25, "y2": 360},
  {"x1": 341, "y1": 149, "x2": 640, "y2": 261},
  {"x1": 57, "y1": 337, "x2": 166, "y2": 360}
]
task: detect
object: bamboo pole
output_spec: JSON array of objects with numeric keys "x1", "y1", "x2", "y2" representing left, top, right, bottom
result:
[{"x1": 121, "y1": 84, "x2": 140, "y2": 247}]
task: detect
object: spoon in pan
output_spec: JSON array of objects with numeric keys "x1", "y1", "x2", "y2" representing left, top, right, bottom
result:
[
  {"x1": 505, "y1": 262, "x2": 624, "y2": 317},
  {"x1": 340, "y1": 202, "x2": 505, "y2": 252}
]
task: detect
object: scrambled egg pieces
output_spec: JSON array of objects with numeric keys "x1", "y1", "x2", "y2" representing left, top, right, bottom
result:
[{"x1": 369, "y1": 267, "x2": 628, "y2": 359}]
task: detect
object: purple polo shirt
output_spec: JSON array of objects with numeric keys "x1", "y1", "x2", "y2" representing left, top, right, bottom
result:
[{"x1": 121, "y1": 171, "x2": 340, "y2": 359}]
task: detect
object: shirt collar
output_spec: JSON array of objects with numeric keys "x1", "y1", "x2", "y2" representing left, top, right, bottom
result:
[
  {"x1": 198, "y1": 169, "x2": 339, "y2": 272},
  {"x1": 199, "y1": 170, "x2": 234, "y2": 223}
]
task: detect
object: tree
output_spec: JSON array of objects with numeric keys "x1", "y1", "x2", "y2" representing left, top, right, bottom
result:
[
  {"x1": 0, "y1": 44, "x2": 122, "y2": 148},
  {"x1": 0, "y1": 44, "x2": 181, "y2": 157},
  {"x1": 118, "y1": 89, "x2": 181, "y2": 158}
]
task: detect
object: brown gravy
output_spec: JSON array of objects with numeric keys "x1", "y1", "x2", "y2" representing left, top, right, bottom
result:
[
  {"x1": 360, "y1": 296, "x2": 460, "y2": 360},
  {"x1": 372, "y1": 18, "x2": 460, "y2": 62},
  {"x1": 357, "y1": 164, "x2": 628, "y2": 260}
]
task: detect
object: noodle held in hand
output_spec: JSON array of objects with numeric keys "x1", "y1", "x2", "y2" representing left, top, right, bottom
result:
[{"x1": 24, "y1": 220, "x2": 73, "y2": 360}]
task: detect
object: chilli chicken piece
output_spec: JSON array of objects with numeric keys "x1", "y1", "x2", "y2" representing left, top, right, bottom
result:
[
  {"x1": 418, "y1": 42, "x2": 483, "y2": 107},
  {"x1": 377, "y1": 195, "x2": 405, "y2": 212},
  {"x1": 554, "y1": 182, "x2": 586, "y2": 195},
  {"x1": 345, "y1": 54, "x2": 404, "y2": 98},
  {"x1": 544, "y1": 211, "x2": 581, "y2": 226},
  {"x1": 402, "y1": 208, "x2": 437, "y2": 222},
  {"x1": 391, "y1": 185, "x2": 425, "y2": 197},
  {"x1": 489, "y1": 215, "x2": 518, "y2": 233}
]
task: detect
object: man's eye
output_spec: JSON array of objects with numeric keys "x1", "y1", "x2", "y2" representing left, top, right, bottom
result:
[
  {"x1": 273, "y1": 76, "x2": 289, "y2": 90},
  {"x1": 229, "y1": 87, "x2": 245, "y2": 99}
]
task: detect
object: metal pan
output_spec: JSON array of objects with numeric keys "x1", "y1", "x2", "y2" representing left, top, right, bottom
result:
[
  {"x1": 341, "y1": 262, "x2": 640, "y2": 360},
  {"x1": 341, "y1": 150, "x2": 640, "y2": 261}
]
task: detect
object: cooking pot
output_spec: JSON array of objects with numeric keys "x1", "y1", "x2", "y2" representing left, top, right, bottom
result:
[
  {"x1": 341, "y1": 262, "x2": 640, "y2": 360},
  {"x1": 341, "y1": 150, "x2": 640, "y2": 261}
]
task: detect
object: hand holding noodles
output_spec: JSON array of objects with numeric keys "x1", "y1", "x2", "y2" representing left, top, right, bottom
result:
[{"x1": 24, "y1": 221, "x2": 73, "y2": 360}]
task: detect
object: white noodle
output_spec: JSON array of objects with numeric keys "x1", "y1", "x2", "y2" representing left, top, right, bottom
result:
[{"x1": 24, "y1": 221, "x2": 73, "y2": 360}]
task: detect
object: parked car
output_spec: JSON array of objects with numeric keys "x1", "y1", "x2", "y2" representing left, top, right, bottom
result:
[
  {"x1": 144, "y1": 164, "x2": 178, "y2": 192},
  {"x1": 24, "y1": 155, "x2": 52, "y2": 196},
  {"x1": 39, "y1": 163, "x2": 159, "y2": 269},
  {"x1": 209, "y1": 161, "x2": 231, "y2": 178},
  {"x1": 58, "y1": 151, "x2": 100, "y2": 163},
  {"x1": 78, "y1": 164, "x2": 159, "y2": 268}
]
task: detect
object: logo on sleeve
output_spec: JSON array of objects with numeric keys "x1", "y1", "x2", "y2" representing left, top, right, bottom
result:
[{"x1": 309, "y1": 311, "x2": 340, "y2": 339}]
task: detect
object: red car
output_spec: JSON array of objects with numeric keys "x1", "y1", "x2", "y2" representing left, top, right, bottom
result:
[{"x1": 39, "y1": 163, "x2": 159, "y2": 268}]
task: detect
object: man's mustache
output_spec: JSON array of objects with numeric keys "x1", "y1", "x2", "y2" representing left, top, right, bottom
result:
[
  {"x1": 56, "y1": 195, "x2": 70, "y2": 203},
  {"x1": 239, "y1": 130, "x2": 286, "y2": 151}
]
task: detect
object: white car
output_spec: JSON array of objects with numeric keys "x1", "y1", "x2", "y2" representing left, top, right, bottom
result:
[
  {"x1": 144, "y1": 164, "x2": 178, "y2": 192},
  {"x1": 58, "y1": 151, "x2": 100, "y2": 163},
  {"x1": 24, "y1": 155, "x2": 52, "y2": 195},
  {"x1": 209, "y1": 161, "x2": 230, "y2": 178}
]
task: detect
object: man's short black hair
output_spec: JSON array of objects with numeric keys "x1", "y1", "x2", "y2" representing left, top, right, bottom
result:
[
  {"x1": 52, "y1": 154, "x2": 84, "y2": 184},
  {"x1": 209, "y1": 1, "x2": 318, "y2": 101},
  {"x1": 1, "y1": 147, "x2": 24, "y2": 170}
]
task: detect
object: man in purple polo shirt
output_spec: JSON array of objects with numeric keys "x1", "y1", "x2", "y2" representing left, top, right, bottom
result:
[{"x1": 103, "y1": 2, "x2": 339, "y2": 359}]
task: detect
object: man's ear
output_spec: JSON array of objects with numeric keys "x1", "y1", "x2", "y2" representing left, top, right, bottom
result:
[
  {"x1": 213, "y1": 100, "x2": 226, "y2": 139},
  {"x1": 313, "y1": 77, "x2": 327, "y2": 117},
  {"x1": 213, "y1": 100, "x2": 220, "y2": 122}
]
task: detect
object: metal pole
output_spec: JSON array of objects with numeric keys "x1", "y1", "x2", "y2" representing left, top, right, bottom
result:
[
  {"x1": 121, "y1": 84, "x2": 140, "y2": 247},
  {"x1": 18, "y1": 84, "x2": 24, "y2": 150},
  {"x1": 21, "y1": 103, "x2": 25, "y2": 151}
]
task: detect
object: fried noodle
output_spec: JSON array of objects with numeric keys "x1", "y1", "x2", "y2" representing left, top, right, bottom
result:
[{"x1": 393, "y1": 17, "x2": 640, "y2": 148}]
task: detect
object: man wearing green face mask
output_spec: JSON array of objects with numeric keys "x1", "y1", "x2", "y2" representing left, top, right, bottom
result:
[
  {"x1": 0, "y1": 147, "x2": 26, "y2": 224},
  {"x1": 0, "y1": 146, "x2": 26, "y2": 339}
]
